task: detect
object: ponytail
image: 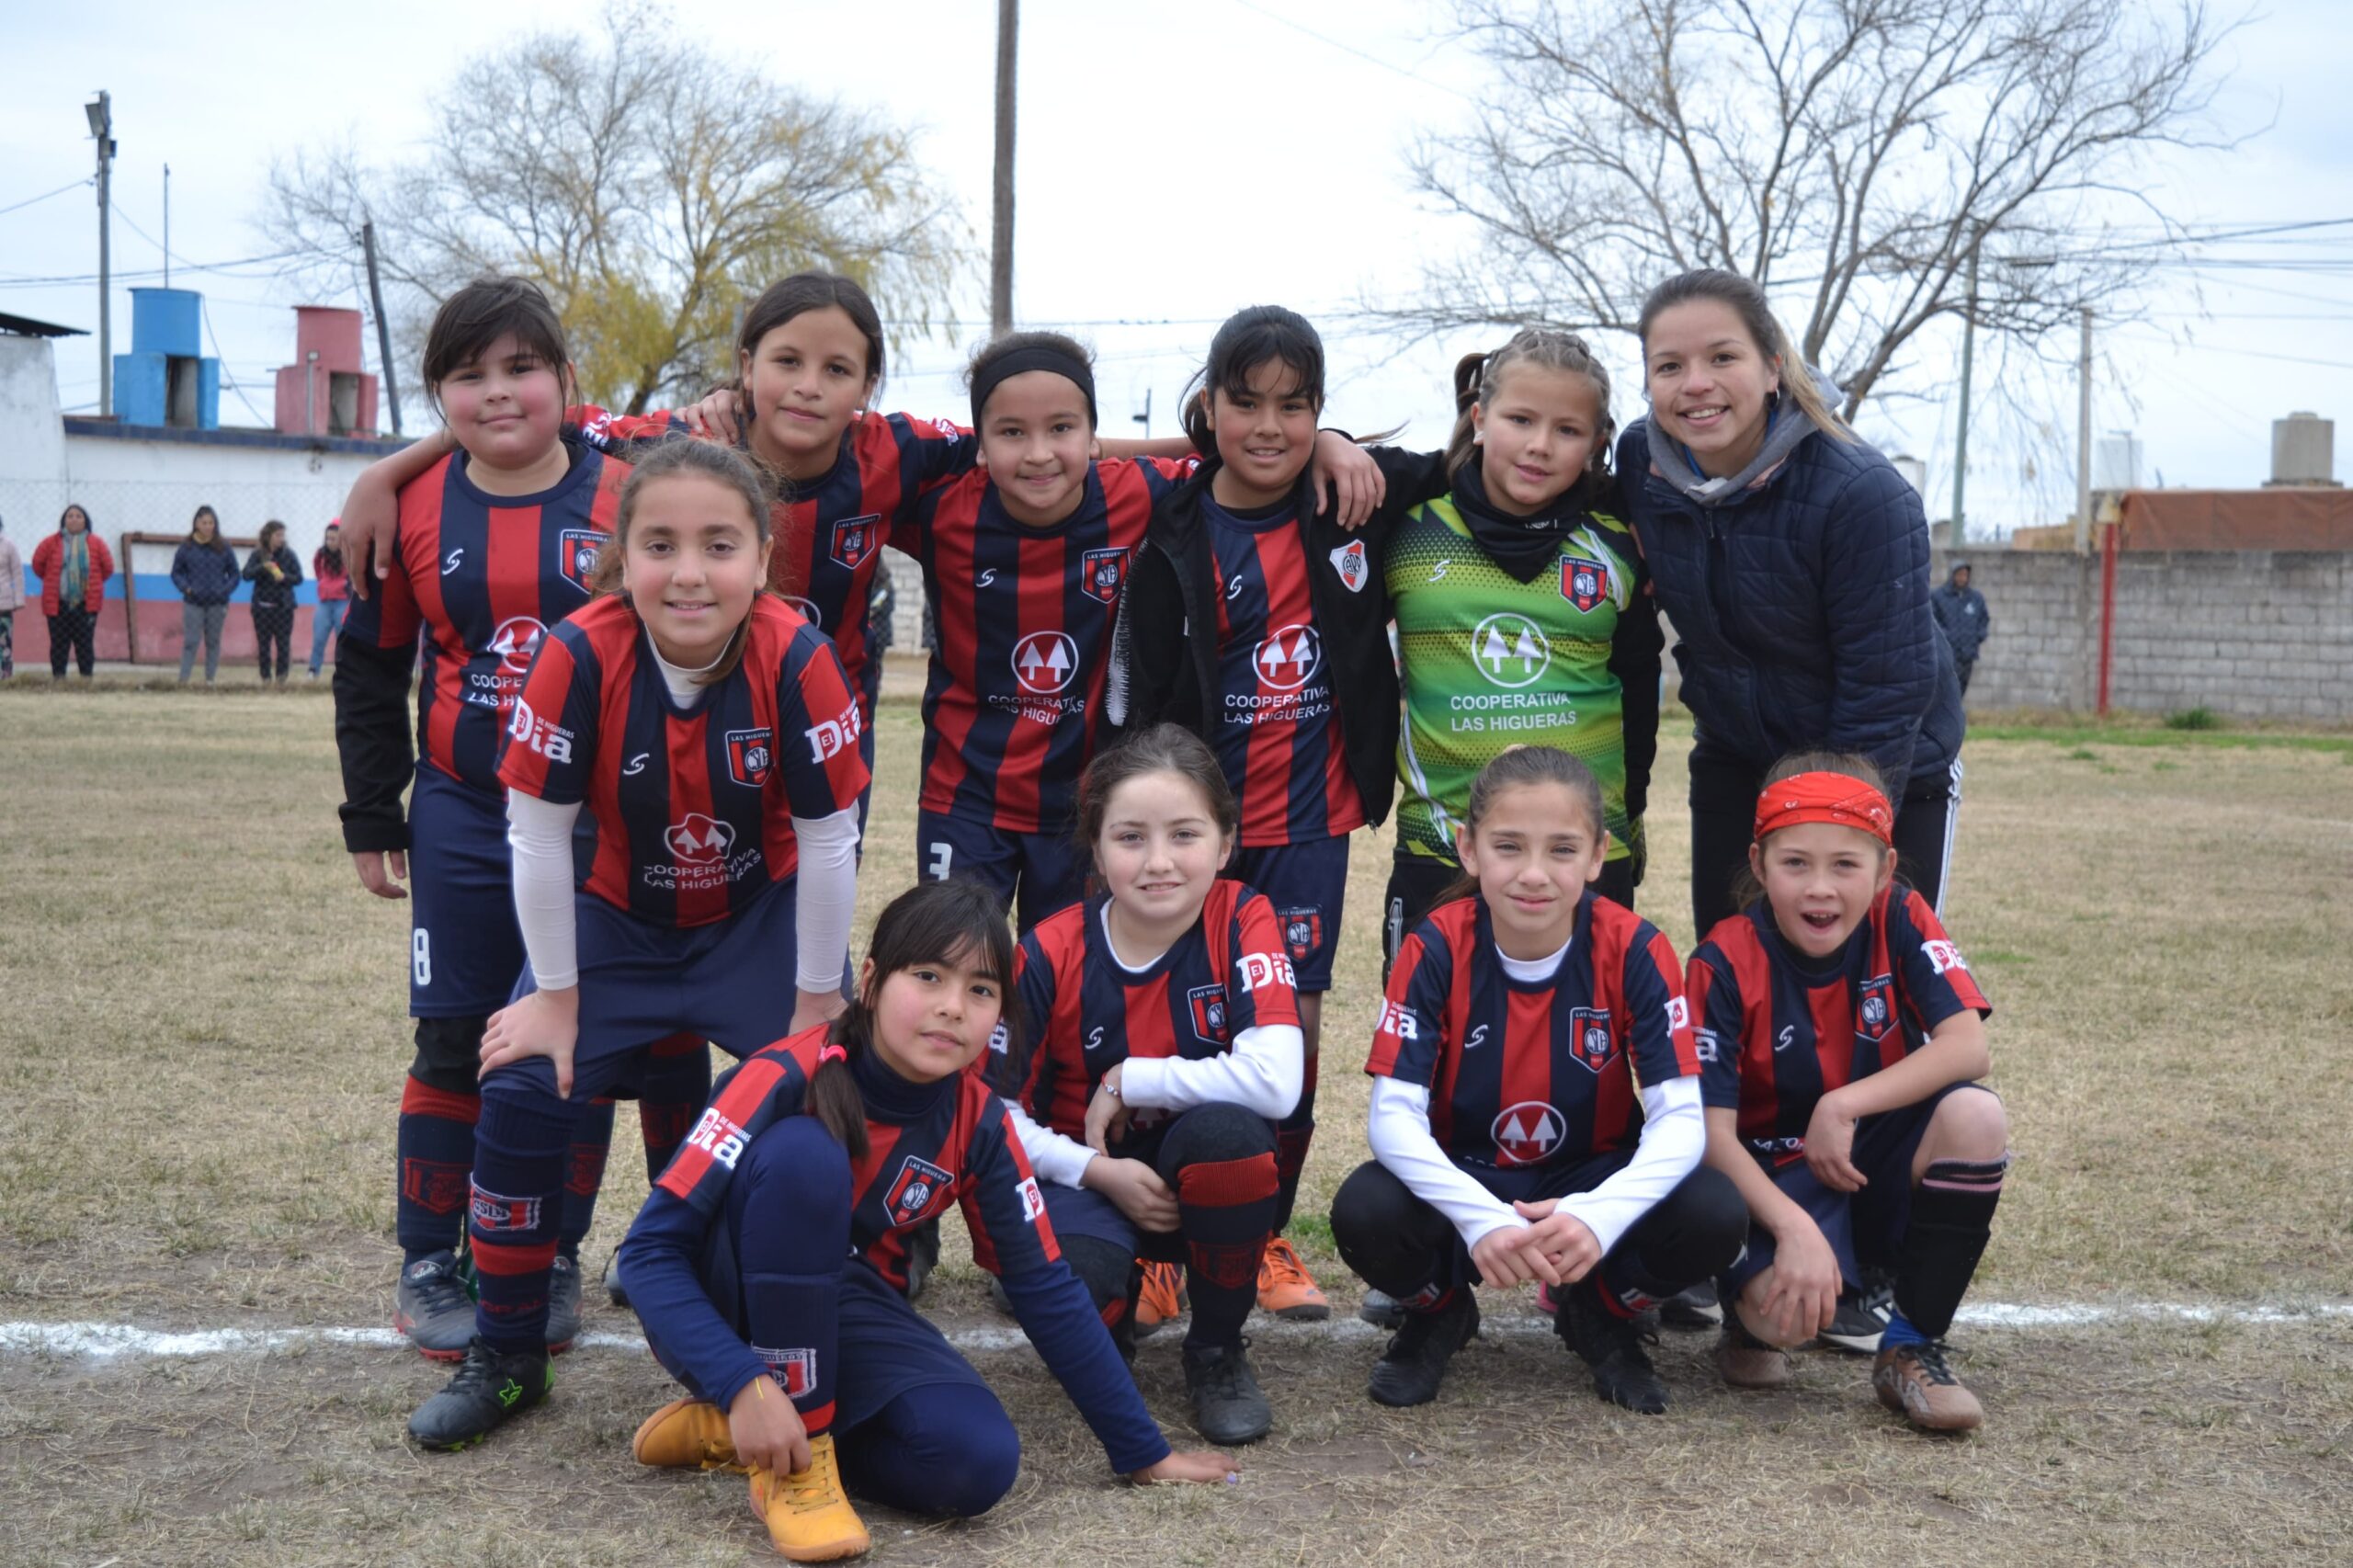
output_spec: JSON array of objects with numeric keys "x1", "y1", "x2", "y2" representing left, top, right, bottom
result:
[{"x1": 804, "y1": 1019, "x2": 871, "y2": 1164}]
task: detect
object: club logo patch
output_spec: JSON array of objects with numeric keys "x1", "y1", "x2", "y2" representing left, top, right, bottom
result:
[
  {"x1": 1568, "y1": 1006, "x2": 1615, "y2": 1074},
  {"x1": 1328, "y1": 539, "x2": 1369, "y2": 593},
  {"x1": 401, "y1": 1159, "x2": 469, "y2": 1216},
  {"x1": 1491, "y1": 1101, "x2": 1566, "y2": 1166},
  {"x1": 1017, "y1": 1176, "x2": 1046, "y2": 1222},
  {"x1": 488, "y1": 615, "x2": 549, "y2": 676},
  {"x1": 469, "y1": 1184, "x2": 543, "y2": 1233},
  {"x1": 886, "y1": 1154, "x2": 955, "y2": 1227},
  {"x1": 830, "y1": 514, "x2": 881, "y2": 572},
  {"x1": 664, "y1": 812, "x2": 735, "y2": 864},
  {"x1": 1012, "y1": 630, "x2": 1078, "y2": 694},
  {"x1": 1561, "y1": 555, "x2": 1612, "y2": 613},
  {"x1": 1255, "y1": 623, "x2": 1321, "y2": 691},
  {"x1": 725, "y1": 727, "x2": 775, "y2": 789},
  {"x1": 557, "y1": 528, "x2": 603, "y2": 594},
  {"x1": 1188, "y1": 983, "x2": 1230, "y2": 1044},
  {"x1": 1857, "y1": 975, "x2": 1897, "y2": 1041},
  {"x1": 756, "y1": 1346, "x2": 816, "y2": 1398},
  {"x1": 1080, "y1": 546, "x2": 1129, "y2": 606},
  {"x1": 1280, "y1": 908, "x2": 1323, "y2": 961}
]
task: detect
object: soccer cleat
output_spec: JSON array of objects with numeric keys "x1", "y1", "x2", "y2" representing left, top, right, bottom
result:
[
  {"x1": 1873, "y1": 1341, "x2": 1984, "y2": 1432},
  {"x1": 1256, "y1": 1236, "x2": 1331, "y2": 1322},
  {"x1": 1659, "y1": 1279, "x2": 1725, "y2": 1330},
  {"x1": 1133, "y1": 1261, "x2": 1187, "y2": 1340},
  {"x1": 406, "y1": 1337, "x2": 552, "y2": 1450},
  {"x1": 1357, "y1": 1288, "x2": 1405, "y2": 1331},
  {"x1": 1367, "y1": 1290, "x2": 1480, "y2": 1408},
  {"x1": 394, "y1": 1251, "x2": 477, "y2": 1361},
  {"x1": 545, "y1": 1254, "x2": 582, "y2": 1354},
  {"x1": 1182, "y1": 1338, "x2": 1273, "y2": 1445},
  {"x1": 1715, "y1": 1319, "x2": 1793, "y2": 1390},
  {"x1": 902, "y1": 1218, "x2": 941, "y2": 1301},
  {"x1": 1556, "y1": 1279, "x2": 1670, "y2": 1414},
  {"x1": 632, "y1": 1395, "x2": 744, "y2": 1471},
  {"x1": 1820, "y1": 1285, "x2": 1891, "y2": 1354},
  {"x1": 748, "y1": 1434, "x2": 871, "y2": 1562}
]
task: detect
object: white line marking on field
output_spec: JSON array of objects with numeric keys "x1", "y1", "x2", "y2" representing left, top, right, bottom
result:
[{"x1": 2, "y1": 1301, "x2": 2347, "y2": 1364}]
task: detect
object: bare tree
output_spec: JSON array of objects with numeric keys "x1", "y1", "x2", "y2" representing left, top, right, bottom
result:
[
  {"x1": 261, "y1": 16, "x2": 971, "y2": 414},
  {"x1": 1398, "y1": 0, "x2": 2245, "y2": 416}
]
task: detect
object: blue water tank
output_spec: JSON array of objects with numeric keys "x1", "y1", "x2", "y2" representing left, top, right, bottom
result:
[{"x1": 130, "y1": 288, "x2": 203, "y2": 358}]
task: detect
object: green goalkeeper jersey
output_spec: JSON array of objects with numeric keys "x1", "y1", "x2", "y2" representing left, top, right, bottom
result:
[{"x1": 1386, "y1": 494, "x2": 1646, "y2": 864}]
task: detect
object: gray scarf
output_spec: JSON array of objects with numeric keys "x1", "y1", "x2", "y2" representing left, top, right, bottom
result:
[{"x1": 1647, "y1": 368, "x2": 1843, "y2": 509}]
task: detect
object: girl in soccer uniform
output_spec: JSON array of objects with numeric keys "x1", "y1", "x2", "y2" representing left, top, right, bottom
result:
[
  {"x1": 620, "y1": 880, "x2": 1236, "y2": 1561},
  {"x1": 334, "y1": 278, "x2": 708, "y2": 1360},
  {"x1": 988, "y1": 724, "x2": 1306, "y2": 1445},
  {"x1": 1331, "y1": 746, "x2": 1745, "y2": 1413},
  {"x1": 403, "y1": 438, "x2": 870, "y2": 1452},
  {"x1": 1690, "y1": 753, "x2": 2008, "y2": 1431}
]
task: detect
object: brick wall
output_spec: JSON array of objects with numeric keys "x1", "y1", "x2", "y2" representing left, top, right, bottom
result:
[{"x1": 1933, "y1": 548, "x2": 2353, "y2": 722}]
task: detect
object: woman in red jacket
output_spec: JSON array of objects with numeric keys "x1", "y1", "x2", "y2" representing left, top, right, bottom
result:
[{"x1": 31, "y1": 504, "x2": 113, "y2": 680}]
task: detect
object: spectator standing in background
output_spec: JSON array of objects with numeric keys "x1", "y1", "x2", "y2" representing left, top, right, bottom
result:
[
  {"x1": 172, "y1": 505, "x2": 241, "y2": 685},
  {"x1": 0, "y1": 515, "x2": 21, "y2": 679},
  {"x1": 1931, "y1": 563, "x2": 1990, "y2": 697},
  {"x1": 32, "y1": 503, "x2": 112, "y2": 680},
  {"x1": 244, "y1": 519, "x2": 302, "y2": 685},
  {"x1": 309, "y1": 519, "x2": 350, "y2": 679}
]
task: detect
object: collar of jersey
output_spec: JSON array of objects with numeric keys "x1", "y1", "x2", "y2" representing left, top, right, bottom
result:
[
  {"x1": 1092, "y1": 893, "x2": 1197, "y2": 982},
  {"x1": 852, "y1": 1039, "x2": 955, "y2": 1123},
  {"x1": 1745, "y1": 898, "x2": 1863, "y2": 984},
  {"x1": 1477, "y1": 890, "x2": 1593, "y2": 991},
  {"x1": 447, "y1": 433, "x2": 594, "y2": 511}
]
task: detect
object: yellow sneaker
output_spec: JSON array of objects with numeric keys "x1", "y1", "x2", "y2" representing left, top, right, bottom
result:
[
  {"x1": 1256, "y1": 1236, "x2": 1331, "y2": 1322},
  {"x1": 1134, "y1": 1260, "x2": 1187, "y2": 1340},
  {"x1": 748, "y1": 1434, "x2": 871, "y2": 1562},
  {"x1": 631, "y1": 1396, "x2": 743, "y2": 1471}
]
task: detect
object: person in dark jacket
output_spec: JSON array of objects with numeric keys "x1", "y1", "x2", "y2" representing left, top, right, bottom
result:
[
  {"x1": 172, "y1": 505, "x2": 240, "y2": 684},
  {"x1": 1619, "y1": 269, "x2": 1965, "y2": 942},
  {"x1": 243, "y1": 519, "x2": 302, "y2": 684},
  {"x1": 1930, "y1": 563, "x2": 1990, "y2": 695}
]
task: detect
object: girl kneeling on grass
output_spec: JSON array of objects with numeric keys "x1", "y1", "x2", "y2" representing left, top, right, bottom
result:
[
  {"x1": 1688, "y1": 752, "x2": 2008, "y2": 1432},
  {"x1": 988, "y1": 724, "x2": 1306, "y2": 1445},
  {"x1": 621, "y1": 879, "x2": 1235, "y2": 1562},
  {"x1": 1332, "y1": 745, "x2": 1745, "y2": 1413}
]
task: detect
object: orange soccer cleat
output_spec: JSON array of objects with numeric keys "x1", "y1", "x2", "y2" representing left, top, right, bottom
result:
[
  {"x1": 631, "y1": 1395, "x2": 744, "y2": 1471},
  {"x1": 1133, "y1": 1260, "x2": 1188, "y2": 1339},
  {"x1": 1256, "y1": 1236, "x2": 1331, "y2": 1322},
  {"x1": 749, "y1": 1434, "x2": 871, "y2": 1562}
]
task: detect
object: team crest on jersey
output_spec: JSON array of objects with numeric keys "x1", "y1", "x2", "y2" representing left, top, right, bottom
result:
[
  {"x1": 1080, "y1": 546, "x2": 1129, "y2": 606},
  {"x1": 1187, "y1": 983, "x2": 1230, "y2": 1044},
  {"x1": 557, "y1": 528, "x2": 602, "y2": 595},
  {"x1": 488, "y1": 616, "x2": 549, "y2": 676},
  {"x1": 1328, "y1": 540, "x2": 1369, "y2": 593},
  {"x1": 1568, "y1": 1007, "x2": 1615, "y2": 1074},
  {"x1": 1856, "y1": 975, "x2": 1897, "y2": 1041},
  {"x1": 725, "y1": 727, "x2": 775, "y2": 789},
  {"x1": 1491, "y1": 1101, "x2": 1566, "y2": 1166},
  {"x1": 1255, "y1": 624, "x2": 1321, "y2": 691},
  {"x1": 1279, "y1": 908, "x2": 1323, "y2": 961},
  {"x1": 1012, "y1": 630, "x2": 1078, "y2": 694},
  {"x1": 756, "y1": 1345, "x2": 816, "y2": 1398},
  {"x1": 664, "y1": 813, "x2": 736, "y2": 864},
  {"x1": 830, "y1": 514, "x2": 881, "y2": 572},
  {"x1": 885, "y1": 1154, "x2": 954, "y2": 1227},
  {"x1": 1561, "y1": 555, "x2": 1612, "y2": 613}
]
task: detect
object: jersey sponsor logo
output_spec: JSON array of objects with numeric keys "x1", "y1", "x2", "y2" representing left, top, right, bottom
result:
[
  {"x1": 1188, "y1": 983, "x2": 1230, "y2": 1043},
  {"x1": 1857, "y1": 974, "x2": 1897, "y2": 1041},
  {"x1": 1377, "y1": 998, "x2": 1420, "y2": 1040},
  {"x1": 976, "y1": 568, "x2": 998, "y2": 589},
  {"x1": 1465, "y1": 1022, "x2": 1489, "y2": 1051},
  {"x1": 1561, "y1": 555, "x2": 1612, "y2": 613},
  {"x1": 489, "y1": 616, "x2": 549, "y2": 676},
  {"x1": 1255, "y1": 623, "x2": 1322, "y2": 691},
  {"x1": 1084, "y1": 1024, "x2": 1107, "y2": 1054},
  {"x1": 1922, "y1": 938, "x2": 1970, "y2": 976},
  {"x1": 725, "y1": 727, "x2": 775, "y2": 788},
  {"x1": 1491, "y1": 1101, "x2": 1566, "y2": 1166},
  {"x1": 989, "y1": 1022, "x2": 1011, "y2": 1055},
  {"x1": 1568, "y1": 1006, "x2": 1615, "y2": 1074},
  {"x1": 1472, "y1": 612, "x2": 1552, "y2": 687},
  {"x1": 885, "y1": 1154, "x2": 955, "y2": 1227},
  {"x1": 1775, "y1": 1023, "x2": 1798, "y2": 1053},
  {"x1": 558, "y1": 528, "x2": 603, "y2": 595},
  {"x1": 803, "y1": 699, "x2": 863, "y2": 764},
  {"x1": 1328, "y1": 540, "x2": 1369, "y2": 593},
  {"x1": 1427, "y1": 559, "x2": 1450, "y2": 582},
  {"x1": 622, "y1": 752, "x2": 650, "y2": 777},
  {"x1": 1080, "y1": 546, "x2": 1129, "y2": 606},
  {"x1": 1693, "y1": 1027, "x2": 1721, "y2": 1063},
  {"x1": 1237, "y1": 950, "x2": 1295, "y2": 994},
  {"x1": 468, "y1": 1183, "x2": 543, "y2": 1233},
  {"x1": 1226, "y1": 574, "x2": 1245, "y2": 600},
  {"x1": 755, "y1": 1345, "x2": 816, "y2": 1399},
  {"x1": 1017, "y1": 1176, "x2": 1046, "y2": 1223},
  {"x1": 684, "y1": 1107, "x2": 750, "y2": 1170},
  {"x1": 1012, "y1": 630, "x2": 1078, "y2": 694},
  {"x1": 664, "y1": 812, "x2": 736, "y2": 864},
  {"x1": 1279, "y1": 907, "x2": 1323, "y2": 961},
  {"x1": 1665, "y1": 995, "x2": 1691, "y2": 1034},
  {"x1": 442, "y1": 546, "x2": 465, "y2": 575},
  {"x1": 505, "y1": 696, "x2": 574, "y2": 764},
  {"x1": 781, "y1": 595, "x2": 823, "y2": 626},
  {"x1": 830, "y1": 514, "x2": 881, "y2": 572}
]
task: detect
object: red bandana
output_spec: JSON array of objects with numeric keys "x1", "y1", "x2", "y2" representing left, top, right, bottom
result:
[{"x1": 1754, "y1": 771, "x2": 1894, "y2": 846}]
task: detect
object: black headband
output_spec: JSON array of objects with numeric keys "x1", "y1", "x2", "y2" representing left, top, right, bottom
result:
[{"x1": 970, "y1": 346, "x2": 1097, "y2": 428}]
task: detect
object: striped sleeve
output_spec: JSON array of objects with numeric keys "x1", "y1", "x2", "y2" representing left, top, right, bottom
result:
[
  {"x1": 1620, "y1": 922, "x2": 1700, "y2": 1087},
  {"x1": 653, "y1": 1047, "x2": 810, "y2": 1216},
  {"x1": 774, "y1": 623, "x2": 872, "y2": 818},
  {"x1": 1686, "y1": 942, "x2": 1746, "y2": 1110},
  {"x1": 1367, "y1": 926, "x2": 1450, "y2": 1086},
  {"x1": 495, "y1": 621, "x2": 600, "y2": 804},
  {"x1": 959, "y1": 1091, "x2": 1062, "y2": 1278},
  {"x1": 1224, "y1": 892, "x2": 1302, "y2": 1035},
  {"x1": 1889, "y1": 891, "x2": 1991, "y2": 1031}
]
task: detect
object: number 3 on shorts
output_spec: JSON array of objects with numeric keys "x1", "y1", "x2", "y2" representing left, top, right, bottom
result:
[
  {"x1": 926, "y1": 841, "x2": 953, "y2": 881},
  {"x1": 412, "y1": 927, "x2": 433, "y2": 987}
]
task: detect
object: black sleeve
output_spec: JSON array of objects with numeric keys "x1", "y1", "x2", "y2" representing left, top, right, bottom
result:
[
  {"x1": 1608, "y1": 553, "x2": 1666, "y2": 824},
  {"x1": 242, "y1": 550, "x2": 269, "y2": 583},
  {"x1": 280, "y1": 548, "x2": 303, "y2": 586},
  {"x1": 1362, "y1": 446, "x2": 1453, "y2": 545},
  {"x1": 1111, "y1": 540, "x2": 1193, "y2": 737},
  {"x1": 333, "y1": 634, "x2": 418, "y2": 853}
]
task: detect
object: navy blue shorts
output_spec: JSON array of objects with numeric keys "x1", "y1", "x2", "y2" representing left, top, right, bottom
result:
[
  {"x1": 1227, "y1": 837, "x2": 1349, "y2": 992},
  {"x1": 406, "y1": 766, "x2": 524, "y2": 1018},
  {"x1": 1721, "y1": 1083, "x2": 1990, "y2": 1294},
  {"x1": 916, "y1": 809, "x2": 1086, "y2": 931}
]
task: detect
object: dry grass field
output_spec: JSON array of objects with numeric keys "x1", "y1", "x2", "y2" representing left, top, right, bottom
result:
[{"x1": 2, "y1": 668, "x2": 2348, "y2": 1566}]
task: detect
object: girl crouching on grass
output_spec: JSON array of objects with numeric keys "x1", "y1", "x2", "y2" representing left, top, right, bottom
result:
[
  {"x1": 620, "y1": 879, "x2": 1236, "y2": 1562},
  {"x1": 1688, "y1": 752, "x2": 2008, "y2": 1431}
]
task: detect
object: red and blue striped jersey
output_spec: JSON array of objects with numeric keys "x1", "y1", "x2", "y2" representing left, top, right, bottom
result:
[
  {"x1": 899, "y1": 457, "x2": 1195, "y2": 833},
  {"x1": 494, "y1": 596, "x2": 869, "y2": 926},
  {"x1": 653, "y1": 1025, "x2": 1061, "y2": 1292},
  {"x1": 1199, "y1": 495, "x2": 1364, "y2": 846},
  {"x1": 1688, "y1": 889, "x2": 1992, "y2": 1165},
  {"x1": 577, "y1": 406, "x2": 977, "y2": 714},
  {"x1": 991, "y1": 881, "x2": 1302, "y2": 1140},
  {"x1": 1369, "y1": 892, "x2": 1699, "y2": 1169},
  {"x1": 340, "y1": 438, "x2": 623, "y2": 793}
]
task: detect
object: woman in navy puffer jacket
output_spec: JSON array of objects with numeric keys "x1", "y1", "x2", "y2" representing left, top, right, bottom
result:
[{"x1": 1618, "y1": 270, "x2": 1964, "y2": 938}]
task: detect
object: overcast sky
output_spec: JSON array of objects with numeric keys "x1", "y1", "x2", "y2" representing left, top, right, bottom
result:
[{"x1": 7, "y1": 0, "x2": 2348, "y2": 533}]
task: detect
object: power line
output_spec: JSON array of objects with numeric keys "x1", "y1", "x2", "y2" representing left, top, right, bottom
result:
[
  {"x1": 1228, "y1": 0, "x2": 1479, "y2": 103},
  {"x1": 0, "y1": 248, "x2": 304, "y2": 290},
  {"x1": 0, "y1": 177, "x2": 93, "y2": 219}
]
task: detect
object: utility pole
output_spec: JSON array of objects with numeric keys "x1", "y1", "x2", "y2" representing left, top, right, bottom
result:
[
  {"x1": 1949, "y1": 230, "x2": 1979, "y2": 547},
  {"x1": 1132, "y1": 387, "x2": 1152, "y2": 438},
  {"x1": 361, "y1": 218, "x2": 403, "y2": 436},
  {"x1": 2073, "y1": 307, "x2": 2093, "y2": 554},
  {"x1": 86, "y1": 92, "x2": 115, "y2": 417},
  {"x1": 990, "y1": 0, "x2": 1017, "y2": 339}
]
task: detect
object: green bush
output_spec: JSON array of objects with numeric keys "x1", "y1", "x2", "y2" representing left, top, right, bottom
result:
[{"x1": 2164, "y1": 707, "x2": 2223, "y2": 732}]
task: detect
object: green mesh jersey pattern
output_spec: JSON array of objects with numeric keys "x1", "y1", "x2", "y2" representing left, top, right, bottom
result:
[{"x1": 1385, "y1": 495, "x2": 1643, "y2": 864}]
